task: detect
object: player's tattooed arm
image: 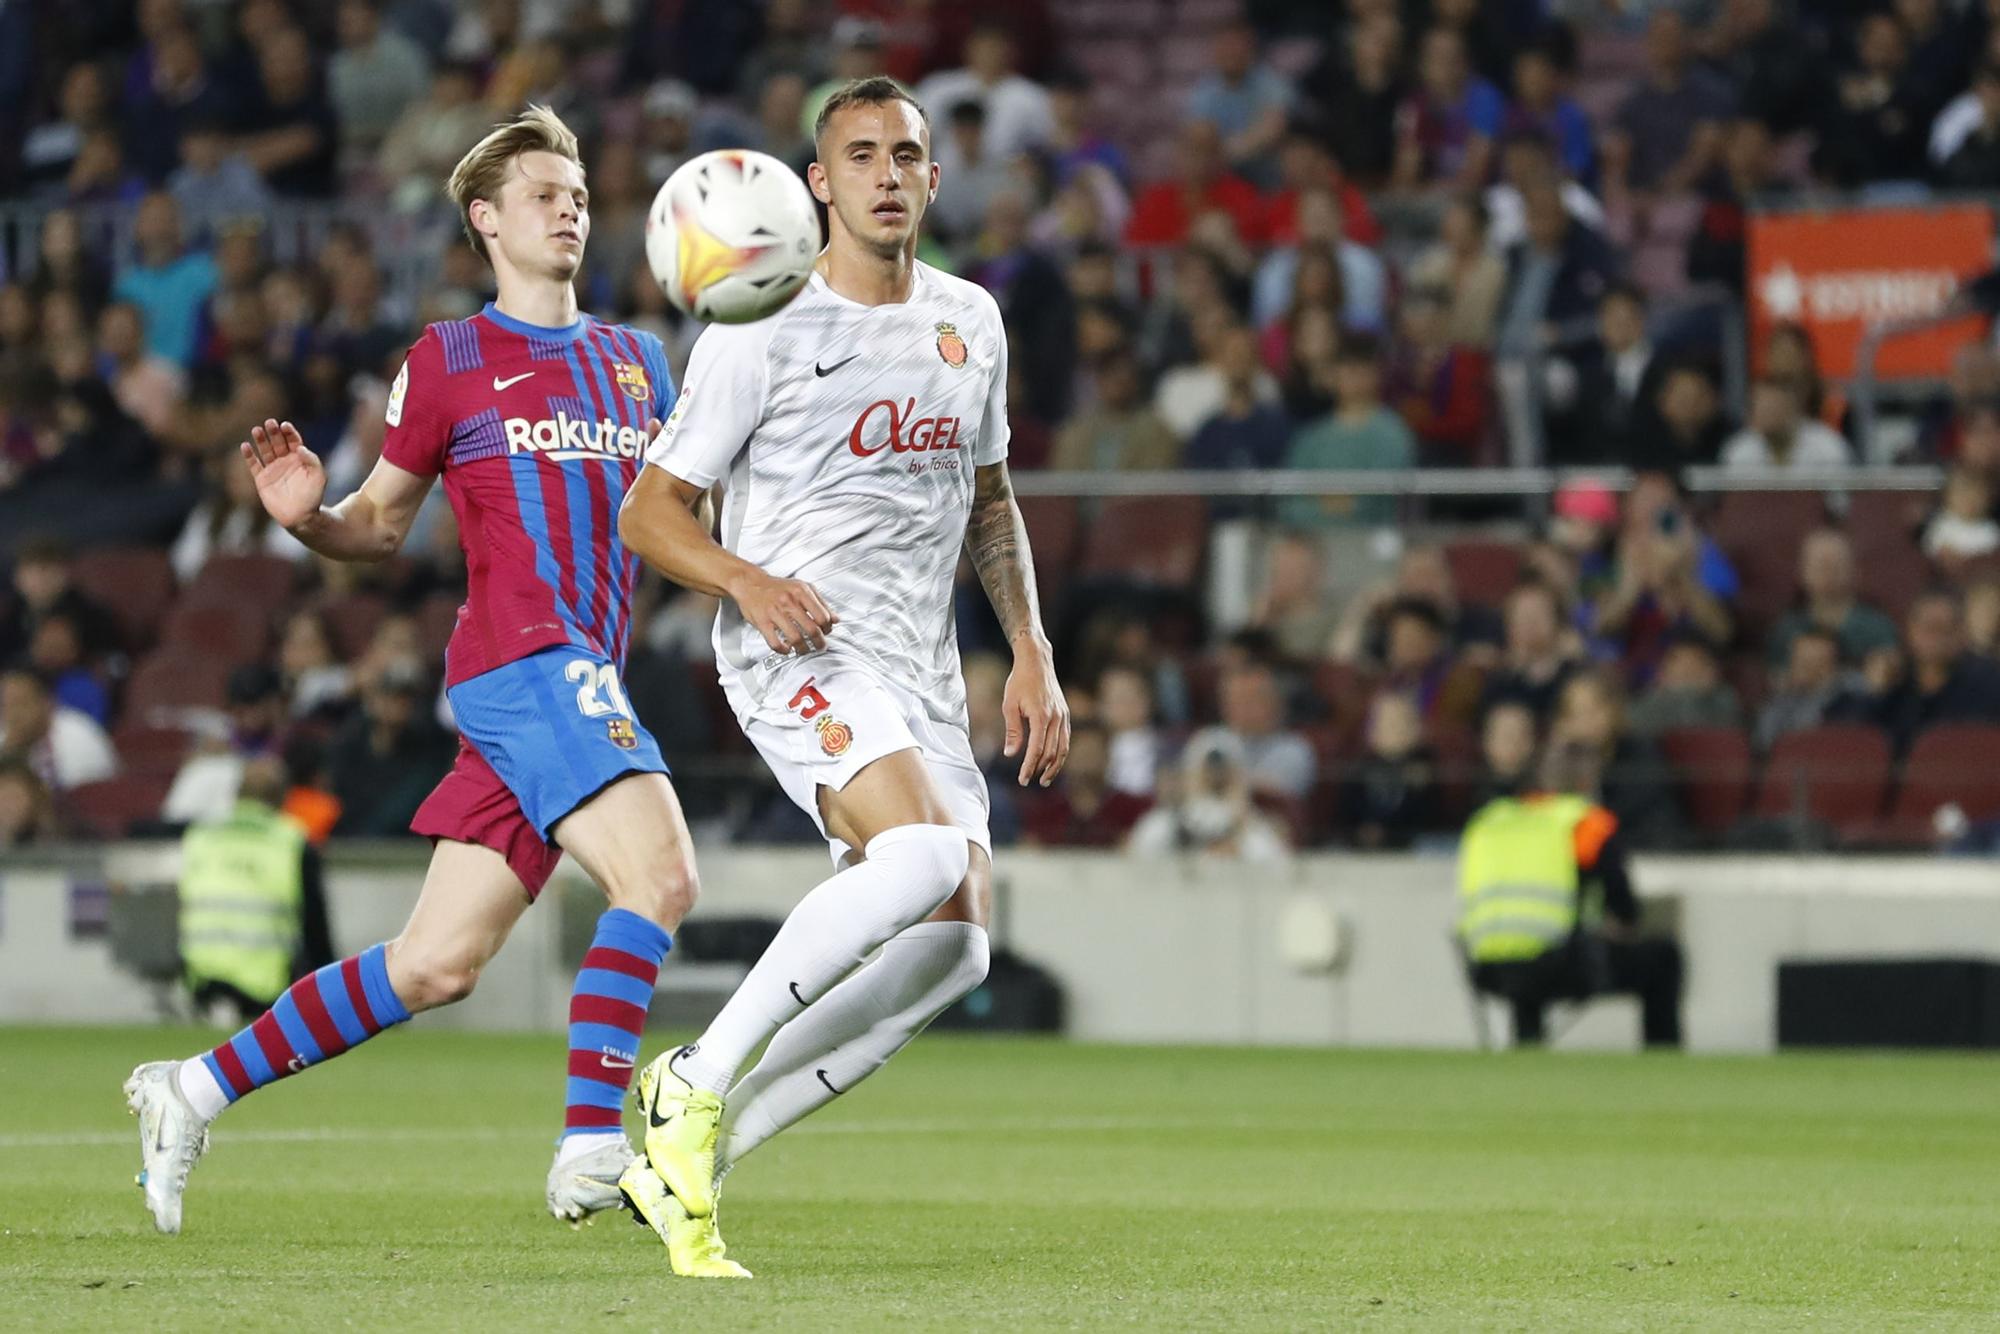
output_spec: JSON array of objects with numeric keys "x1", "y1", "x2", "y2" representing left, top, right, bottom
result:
[{"x1": 966, "y1": 463, "x2": 1070, "y2": 786}]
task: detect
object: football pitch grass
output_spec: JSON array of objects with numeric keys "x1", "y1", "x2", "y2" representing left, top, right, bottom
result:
[{"x1": 1, "y1": 1029, "x2": 1995, "y2": 1331}]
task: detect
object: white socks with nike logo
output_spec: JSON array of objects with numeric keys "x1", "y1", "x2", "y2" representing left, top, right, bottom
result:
[
  {"x1": 670, "y1": 823, "x2": 969, "y2": 1097},
  {"x1": 716, "y1": 920, "x2": 990, "y2": 1176}
]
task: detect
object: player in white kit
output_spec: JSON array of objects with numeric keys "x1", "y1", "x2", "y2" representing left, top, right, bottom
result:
[{"x1": 614, "y1": 77, "x2": 1069, "y2": 1275}]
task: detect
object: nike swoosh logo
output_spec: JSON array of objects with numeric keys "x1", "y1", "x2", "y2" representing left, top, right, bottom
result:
[
  {"x1": 601, "y1": 1056, "x2": 634, "y2": 1070},
  {"x1": 789, "y1": 981, "x2": 809, "y2": 1005},
  {"x1": 493, "y1": 372, "x2": 536, "y2": 391},
  {"x1": 815, "y1": 1069, "x2": 843, "y2": 1095},
  {"x1": 647, "y1": 1102, "x2": 677, "y2": 1130},
  {"x1": 814, "y1": 356, "x2": 858, "y2": 378}
]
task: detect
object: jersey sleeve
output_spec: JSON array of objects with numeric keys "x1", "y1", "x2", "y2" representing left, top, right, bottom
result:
[
  {"x1": 380, "y1": 329, "x2": 450, "y2": 477},
  {"x1": 975, "y1": 302, "x2": 1010, "y2": 467},
  {"x1": 644, "y1": 322, "x2": 767, "y2": 487},
  {"x1": 636, "y1": 329, "x2": 676, "y2": 424}
]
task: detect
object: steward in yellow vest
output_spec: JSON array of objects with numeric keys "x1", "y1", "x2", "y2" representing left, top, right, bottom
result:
[{"x1": 1458, "y1": 783, "x2": 1683, "y2": 1047}]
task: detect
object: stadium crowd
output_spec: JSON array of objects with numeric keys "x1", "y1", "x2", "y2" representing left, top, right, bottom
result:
[{"x1": 6, "y1": 0, "x2": 2000, "y2": 856}]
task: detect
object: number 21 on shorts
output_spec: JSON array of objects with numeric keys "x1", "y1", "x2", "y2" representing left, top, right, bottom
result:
[{"x1": 566, "y1": 659, "x2": 633, "y2": 719}]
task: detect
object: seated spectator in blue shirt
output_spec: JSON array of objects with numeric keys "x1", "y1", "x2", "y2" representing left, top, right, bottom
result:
[
  {"x1": 1187, "y1": 18, "x2": 1294, "y2": 187},
  {"x1": 1250, "y1": 190, "x2": 1388, "y2": 334},
  {"x1": 169, "y1": 119, "x2": 274, "y2": 246},
  {"x1": 1503, "y1": 39, "x2": 1594, "y2": 187},
  {"x1": 1602, "y1": 11, "x2": 1734, "y2": 198},
  {"x1": 110, "y1": 192, "x2": 217, "y2": 370},
  {"x1": 1592, "y1": 472, "x2": 1737, "y2": 685},
  {"x1": 1393, "y1": 26, "x2": 1507, "y2": 194}
]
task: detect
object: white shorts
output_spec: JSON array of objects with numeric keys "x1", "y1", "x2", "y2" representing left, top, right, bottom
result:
[{"x1": 723, "y1": 652, "x2": 992, "y2": 867}]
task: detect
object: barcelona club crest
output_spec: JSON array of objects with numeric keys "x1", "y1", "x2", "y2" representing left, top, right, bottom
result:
[
  {"x1": 815, "y1": 715, "x2": 853, "y2": 757},
  {"x1": 614, "y1": 361, "x2": 651, "y2": 401},
  {"x1": 606, "y1": 718, "x2": 639, "y2": 750},
  {"x1": 935, "y1": 322, "x2": 967, "y2": 369}
]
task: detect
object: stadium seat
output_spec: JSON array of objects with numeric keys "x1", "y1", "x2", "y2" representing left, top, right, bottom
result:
[
  {"x1": 1443, "y1": 539, "x2": 1523, "y2": 610},
  {"x1": 64, "y1": 775, "x2": 175, "y2": 838},
  {"x1": 1714, "y1": 491, "x2": 1826, "y2": 635},
  {"x1": 1311, "y1": 661, "x2": 1377, "y2": 734},
  {"x1": 1881, "y1": 724, "x2": 2000, "y2": 844},
  {"x1": 112, "y1": 723, "x2": 193, "y2": 778},
  {"x1": 1079, "y1": 498, "x2": 1206, "y2": 585},
  {"x1": 1856, "y1": 540, "x2": 1930, "y2": 618},
  {"x1": 69, "y1": 546, "x2": 175, "y2": 651},
  {"x1": 318, "y1": 593, "x2": 391, "y2": 661},
  {"x1": 1659, "y1": 726, "x2": 1753, "y2": 838},
  {"x1": 1753, "y1": 724, "x2": 1892, "y2": 837},
  {"x1": 181, "y1": 553, "x2": 300, "y2": 613},
  {"x1": 159, "y1": 601, "x2": 272, "y2": 667},
  {"x1": 1847, "y1": 490, "x2": 1925, "y2": 557},
  {"x1": 123, "y1": 651, "x2": 231, "y2": 721}
]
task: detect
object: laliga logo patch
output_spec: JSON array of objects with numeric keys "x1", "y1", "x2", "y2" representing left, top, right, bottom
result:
[
  {"x1": 614, "y1": 360, "x2": 650, "y2": 401},
  {"x1": 815, "y1": 715, "x2": 853, "y2": 757},
  {"x1": 935, "y1": 321, "x2": 967, "y2": 369},
  {"x1": 606, "y1": 718, "x2": 639, "y2": 750}
]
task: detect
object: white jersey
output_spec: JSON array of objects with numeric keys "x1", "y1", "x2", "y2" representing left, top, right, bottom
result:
[{"x1": 644, "y1": 261, "x2": 1010, "y2": 728}]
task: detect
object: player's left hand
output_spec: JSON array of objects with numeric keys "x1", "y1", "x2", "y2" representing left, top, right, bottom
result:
[{"x1": 1003, "y1": 637, "x2": 1069, "y2": 788}]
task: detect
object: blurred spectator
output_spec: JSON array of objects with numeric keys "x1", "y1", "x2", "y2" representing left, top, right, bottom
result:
[
  {"x1": 23, "y1": 61, "x2": 113, "y2": 189},
  {"x1": 1687, "y1": 118, "x2": 1781, "y2": 296},
  {"x1": 111, "y1": 192, "x2": 217, "y2": 370},
  {"x1": 1331, "y1": 543, "x2": 1504, "y2": 668},
  {"x1": 1924, "y1": 466, "x2": 2000, "y2": 568},
  {"x1": 1045, "y1": 68, "x2": 1130, "y2": 189},
  {"x1": 27, "y1": 609, "x2": 108, "y2": 725},
  {"x1": 1299, "y1": 11, "x2": 1406, "y2": 187},
  {"x1": 1022, "y1": 719, "x2": 1150, "y2": 847},
  {"x1": 1187, "y1": 18, "x2": 1293, "y2": 185},
  {"x1": 1405, "y1": 195, "x2": 1505, "y2": 348},
  {"x1": 1274, "y1": 303, "x2": 1341, "y2": 422},
  {"x1": 1767, "y1": 529, "x2": 1901, "y2": 668},
  {"x1": 1125, "y1": 120, "x2": 1267, "y2": 250},
  {"x1": 1050, "y1": 349, "x2": 1177, "y2": 471},
  {"x1": 0, "y1": 662, "x2": 117, "y2": 792},
  {"x1": 1264, "y1": 130, "x2": 1383, "y2": 250},
  {"x1": 1249, "y1": 533, "x2": 1340, "y2": 662},
  {"x1": 1938, "y1": 62, "x2": 2000, "y2": 189},
  {"x1": 1594, "y1": 474, "x2": 1736, "y2": 683},
  {"x1": 1929, "y1": 23, "x2": 2000, "y2": 167},
  {"x1": 326, "y1": 657, "x2": 453, "y2": 835},
  {"x1": 1720, "y1": 378, "x2": 1851, "y2": 471},
  {"x1": 736, "y1": 0, "x2": 824, "y2": 104},
  {"x1": 1762, "y1": 322, "x2": 1841, "y2": 434},
  {"x1": 1615, "y1": 360, "x2": 1727, "y2": 472},
  {"x1": 1216, "y1": 662, "x2": 1315, "y2": 800},
  {"x1": 1626, "y1": 638, "x2": 1741, "y2": 737},
  {"x1": 931, "y1": 102, "x2": 1013, "y2": 243},
  {"x1": 1186, "y1": 322, "x2": 1291, "y2": 474},
  {"x1": 123, "y1": 25, "x2": 236, "y2": 184},
  {"x1": 1138, "y1": 246, "x2": 1242, "y2": 378},
  {"x1": 1337, "y1": 691, "x2": 1444, "y2": 850},
  {"x1": 801, "y1": 19, "x2": 886, "y2": 142},
  {"x1": 97, "y1": 301, "x2": 186, "y2": 440},
  {"x1": 233, "y1": 25, "x2": 339, "y2": 197},
  {"x1": 26, "y1": 209, "x2": 111, "y2": 315},
  {"x1": 62, "y1": 129, "x2": 146, "y2": 207},
  {"x1": 170, "y1": 449, "x2": 310, "y2": 583},
  {"x1": 967, "y1": 190, "x2": 1077, "y2": 425},
  {"x1": 1156, "y1": 314, "x2": 1280, "y2": 442},
  {"x1": 0, "y1": 758, "x2": 57, "y2": 846},
  {"x1": 1965, "y1": 572, "x2": 2000, "y2": 659},
  {"x1": 1552, "y1": 283, "x2": 1661, "y2": 465},
  {"x1": 915, "y1": 20, "x2": 1055, "y2": 163},
  {"x1": 746, "y1": 69, "x2": 814, "y2": 173},
  {"x1": 1756, "y1": 626, "x2": 1849, "y2": 751},
  {"x1": 1840, "y1": 589, "x2": 2000, "y2": 753},
  {"x1": 1496, "y1": 180, "x2": 1622, "y2": 356},
  {"x1": 1474, "y1": 697, "x2": 1539, "y2": 805},
  {"x1": 1379, "y1": 596, "x2": 1486, "y2": 732},
  {"x1": 0, "y1": 535, "x2": 120, "y2": 662},
  {"x1": 162, "y1": 663, "x2": 289, "y2": 824},
  {"x1": 1392, "y1": 26, "x2": 1505, "y2": 194},
  {"x1": 1253, "y1": 242, "x2": 1343, "y2": 373},
  {"x1": 1702, "y1": 0, "x2": 1824, "y2": 135},
  {"x1": 1815, "y1": 11, "x2": 1927, "y2": 188},
  {"x1": 1481, "y1": 580, "x2": 1583, "y2": 724},
  {"x1": 1098, "y1": 664, "x2": 1161, "y2": 798},
  {"x1": 169, "y1": 118, "x2": 274, "y2": 246},
  {"x1": 1128, "y1": 727, "x2": 1288, "y2": 860},
  {"x1": 1251, "y1": 191, "x2": 1388, "y2": 333},
  {"x1": 329, "y1": 0, "x2": 432, "y2": 156},
  {"x1": 279, "y1": 610, "x2": 355, "y2": 722},
  {"x1": 1280, "y1": 334, "x2": 1416, "y2": 530},
  {"x1": 1551, "y1": 667, "x2": 1683, "y2": 847},
  {"x1": 1504, "y1": 37, "x2": 1594, "y2": 185},
  {"x1": 380, "y1": 62, "x2": 490, "y2": 212},
  {"x1": 1387, "y1": 283, "x2": 1491, "y2": 467},
  {"x1": 1602, "y1": 11, "x2": 1733, "y2": 198},
  {"x1": 960, "y1": 651, "x2": 1021, "y2": 846}
]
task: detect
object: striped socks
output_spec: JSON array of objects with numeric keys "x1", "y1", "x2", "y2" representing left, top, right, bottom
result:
[
  {"x1": 179, "y1": 942, "x2": 412, "y2": 1119},
  {"x1": 561, "y1": 909, "x2": 671, "y2": 1144}
]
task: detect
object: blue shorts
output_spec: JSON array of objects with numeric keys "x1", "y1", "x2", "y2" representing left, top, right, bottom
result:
[{"x1": 447, "y1": 647, "x2": 668, "y2": 840}]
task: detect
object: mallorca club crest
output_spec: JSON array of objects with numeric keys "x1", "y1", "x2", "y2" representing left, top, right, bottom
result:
[
  {"x1": 606, "y1": 717, "x2": 639, "y2": 750},
  {"x1": 815, "y1": 714, "x2": 853, "y2": 757},
  {"x1": 935, "y1": 321, "x2": 967, "y2": 369},
  {"x1": 614, "y1": 361, "x2": 651, "y2": 401}
]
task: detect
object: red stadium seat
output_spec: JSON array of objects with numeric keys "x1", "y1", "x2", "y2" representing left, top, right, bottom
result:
[
  {"x1": 1659, "y1": 726, "x2": 1753, "y2": 837},
  {"x1": 70, "y1": 547, "x2": 175, "y2": 651},
  {"x1": 1846, "y1": 490, "x2": 1926, "y2": 558},
  {"x1": 1443, "y1": 539, "x2": 1523, "y2": 610},
  {"x1": 181, "y1": 554, "x2": 300, "y2": 613},
  {"x1": 123, "y1": 651, "x2": 230, "y2": 722},
  {"x1": 1078, "y1": 498, "x2": 1206, "y2": 585},
  {"x1": 64, "y1": 775, "x2": 174, "y2": 838},
  {"x1": 1856, "y1": 541, "x2": 1930, "y2": 619},
  {"x1": 1754, "y1": 724, "x2": 1892, "y2": 836},
  {"x1": 1881, "y1": 724, "x2": 2000, "y2": 844},
  {"x1": 159, "y1": 602, "x2": 271, "y2": 667},
  {"x1": 1713, "y1": 492, "x2": 1827, "y2": 634},
  {"x1": 112, "y1": 723, "x2": 193, "y2": 778}
]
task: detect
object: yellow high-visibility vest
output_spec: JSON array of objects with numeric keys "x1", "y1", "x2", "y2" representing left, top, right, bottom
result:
[
  {"x1": 178, "y1": 800, "x2": 305, "y2": 1004},
  {"x1": 1457, "y1": 795, "x2": 1591, "y2": 964}
]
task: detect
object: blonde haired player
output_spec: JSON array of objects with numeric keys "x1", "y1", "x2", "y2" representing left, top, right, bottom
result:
[
  {"x1": 617, "y1": 77, "x2": 1069, "y2": 1272},
  {"x1": 124, "y1": 107, "x2": 723, "y2": 1248}
]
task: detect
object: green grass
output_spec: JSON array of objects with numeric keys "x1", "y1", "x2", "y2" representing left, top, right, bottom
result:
[{"x1": 0, "y1": 1029, "x2": 1996, "y2": 1331}]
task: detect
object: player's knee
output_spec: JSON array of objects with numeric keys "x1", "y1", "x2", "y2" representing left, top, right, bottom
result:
[
  {"x1": 391, "y1": 950, "x2": 483, "y2": 1011},
  {"x1": 604, "y1": 852, "x2": 699, "y2": 928},
  {"x1": 864, "y1": 822, "x2": 970, "y2": 916}
]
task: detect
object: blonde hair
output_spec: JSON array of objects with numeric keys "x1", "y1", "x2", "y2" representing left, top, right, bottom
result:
[{"x1": 446, "y1": 104, "x2": 583, "y2": 265}]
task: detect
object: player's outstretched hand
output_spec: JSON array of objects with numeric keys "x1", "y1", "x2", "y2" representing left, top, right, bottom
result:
[
  {"x1": 1003, "y1": 643, "x2": 1070, "y2": 788},
  {"x1": 735, "y1": 570, "x2": 837, "y2": 655},
  {"x1": 239, "y1": 418, "x2": 326, "y2": 530}
]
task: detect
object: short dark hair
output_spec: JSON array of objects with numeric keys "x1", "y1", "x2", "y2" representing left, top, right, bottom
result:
[
  {"x1": 1385, "y1": 596, "x2": 1447, "y2": 636},
  {"x1": 1601, "y1": 280, "x2": 1646, "y2": 311},
  {"x1": 1335, "y1": 330, "x2": 1382, "y2": 365},
  {"x1": 15, "y1": 534, "x2": 73, "y2": 566},
  {"x1": 813, "y1": 76, "x2": 931, "y2": 150}
]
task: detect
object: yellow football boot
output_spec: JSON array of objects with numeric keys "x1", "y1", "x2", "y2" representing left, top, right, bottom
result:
[
  {"x1": 618, "y1": 1160, "x2": 751, "y2": 1278},
  {"x1": 633, "y1": 1049, "x2": 722, "y2": 1217}
]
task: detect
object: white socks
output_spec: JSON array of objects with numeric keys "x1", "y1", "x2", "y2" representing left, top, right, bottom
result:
[
  {"x1": 555, "y1": 1130, "x2": 625, "y2": 1166},
  {"x1": 717, "y1": 921, "x2": 989, "y2": 1176},
  {"x1": 672, "y1": 824, "x2": 969, "y2": 1096},
  {"x1": 176, "y1": 1058, "x2": 230, "y2": 1122}
]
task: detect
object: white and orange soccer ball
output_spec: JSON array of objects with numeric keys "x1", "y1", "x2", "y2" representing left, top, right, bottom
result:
[{"x1": 645, "y1": 149, "x2": 821, "y2": 325}]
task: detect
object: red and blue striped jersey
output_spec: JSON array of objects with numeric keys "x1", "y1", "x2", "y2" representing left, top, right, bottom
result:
[{"x1": 381, "y1": 302, "x2": 672, "y2": 686}]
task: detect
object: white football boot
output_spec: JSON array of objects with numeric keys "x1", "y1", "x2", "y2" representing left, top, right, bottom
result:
[
  {"x1": 547, "y1": 1137, "x2": 640, "y2": 1224},
  {"x1": 124, "y1": 1061, "x2": 210, "y2": 1235}
]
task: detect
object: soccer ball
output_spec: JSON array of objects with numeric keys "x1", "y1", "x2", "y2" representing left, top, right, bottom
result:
[{"x1": 645, "y1": 149, "x2": 821, "y2": 325}]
